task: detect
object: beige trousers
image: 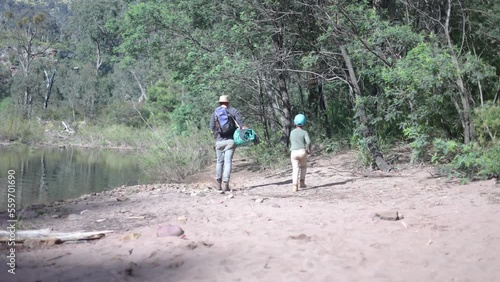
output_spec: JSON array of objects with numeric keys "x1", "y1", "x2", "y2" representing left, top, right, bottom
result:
[{"x1": 290, "y1": 149, "x2": 308, "y2": 185}]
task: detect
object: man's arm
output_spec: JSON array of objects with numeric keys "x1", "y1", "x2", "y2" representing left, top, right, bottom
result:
[{"x1": 229, "y1": 108, "x2": 246, "y2": 128}]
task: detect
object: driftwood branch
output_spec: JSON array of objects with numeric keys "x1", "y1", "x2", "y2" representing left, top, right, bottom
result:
[
  {"x1": 61, "y1": 121, "x2": 75, "y2": 134},
  {"x1": 0, "y1": 229, "x2": 114, "y2": 243}
]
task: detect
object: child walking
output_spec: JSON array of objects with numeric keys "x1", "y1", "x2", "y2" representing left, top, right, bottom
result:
[{"x1": 289, "y1": 114, "x2": 311, "y2": 192}]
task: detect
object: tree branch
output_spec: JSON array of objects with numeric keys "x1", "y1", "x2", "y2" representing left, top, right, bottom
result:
[{"x1": 338, "y1": 7, "x2": 392, "y2": 67}]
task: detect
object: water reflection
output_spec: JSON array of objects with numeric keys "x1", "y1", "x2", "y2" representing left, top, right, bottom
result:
[{"x1": 0, "y1": 145, "x2": 151, "y2": 210}]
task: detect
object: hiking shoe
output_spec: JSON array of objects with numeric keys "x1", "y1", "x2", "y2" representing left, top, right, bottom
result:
[
  {"x1": 293, "y1": 184, "x2": 298, "y2": 192},
  {"x1": 300, "y1": 180, "x2": 306, "y2": 188},
  {"x1": 216, "y1": 179, "x2": 222, "y2": 190},
  {"x1": 223, "y1": 181, "x2": 230, "y2": 192}
]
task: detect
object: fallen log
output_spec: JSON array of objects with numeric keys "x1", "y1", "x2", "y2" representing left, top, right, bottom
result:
[{"x1": 0, "y1": 229, "x2": 114, "y2": 243}]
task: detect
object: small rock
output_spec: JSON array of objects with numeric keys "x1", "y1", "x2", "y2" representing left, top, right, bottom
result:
[
  {"x1": 289, "y1": 234, "x2": 311, "y2": 241},
  {"x1": 226, "y1": 194, "x2": 234, "y2": 199},
  {"x1": 51, "y1": 214, "x2": 60, "y2": 218},
  {"x1": 197, "y1": 193, "x2": 207, "y2": 197},
  {"x1": 255, "y1": 198, "x2": 264, "y2": 203},
  {"x1": 272, "y1": 203, "x2": 281, "y2": 208},
  {"x1": 375, "y1": 211, "x2": 404, "y2": 221},
  {"x1": 157, "y1": 224, "x2": 184, "y2": 237},
  {"x1": 177, "y1": 215, "x2": 188, "y2": 223},
  {"x1": 116, "y1": 196, "x2": 129, "y2": 202}
]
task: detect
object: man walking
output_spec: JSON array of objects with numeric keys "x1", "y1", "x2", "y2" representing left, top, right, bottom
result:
[{"x1": 210, "y1": 95, "x2": 246, "y2": 191}]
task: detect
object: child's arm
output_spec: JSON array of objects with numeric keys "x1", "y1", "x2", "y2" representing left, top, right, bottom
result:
[{"x1": 305, "y1": 131, "x2": 312, "y2": 154}]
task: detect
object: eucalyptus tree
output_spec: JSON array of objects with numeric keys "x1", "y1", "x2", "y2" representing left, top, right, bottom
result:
[
  {"x1": 383, "y1": 0, "x2": 500, "y2": 144},
  {"x1": 69, "y1": 0, "x2": 125, "y2": 117},
  {"x1": 1, "y1": 11, "x2": 53, "y2": 118},
  {"x1": 70, "y1": 0, "x2": 123, "y2": 75},
  {"x1": 119, "y1": 0, "x2": 254, "y2": 132}
]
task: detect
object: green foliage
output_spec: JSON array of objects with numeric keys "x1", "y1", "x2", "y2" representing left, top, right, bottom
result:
[
  {"x1": 479, "y1": 145, "x2": 500, "y2": 178},
  {"x1": 317, "y1": 138, "x2": 349, "y2": 155},
  {"x1": 431, "y1": 139, "x2": 461, "y2": 164},
  {"x1": 0, "y1": 101, "x2": 45, "y2": 143},
  {"x1": 350, "y1": 134, "x2": 373, "y2": 167},
  {"x1": 169, "y1": 104, "x2": 208, "y2": 135},
  {"x1": 382, "y1": 43, "x2": 455, "y2": 117},
  {"x1": 77, "y1": 124, "x2": 151, "y2": 148},
  {"x1": 0, "y1": 98, "x2": 12, "y2": 112},
  {"x1": 0, "y1": 99, "x2": 40, "y2": 143},
  {"x1": 97, "y1": 102, "x2": 149, "y2": 128},
  {"x1": 145, "y1": 79, "x2": 181, "y2": 124},
  {"x1": 432, "y1": 139, "x2": 500, "y2": 180},
  {"x1": 139, "y1": 130, "x2": 213, "y2": 182},
  {"x1": 242, "y1": 141, "x2": 290, "y2": 171},
  {"x1": 474, "y1": 102, "x2": 500, "y2": 145},
  {"x1": 402, "y1": 125, "x2": 430, "y2": 162}
]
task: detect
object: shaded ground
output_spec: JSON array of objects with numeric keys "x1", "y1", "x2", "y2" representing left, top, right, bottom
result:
[{"x1": 1, "y1": 151, "x2": 499, "y2": 282}]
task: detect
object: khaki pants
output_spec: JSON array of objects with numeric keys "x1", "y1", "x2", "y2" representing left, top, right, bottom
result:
[{"x1": 290, "y1": 149, "x2": 308, "y2": 185}]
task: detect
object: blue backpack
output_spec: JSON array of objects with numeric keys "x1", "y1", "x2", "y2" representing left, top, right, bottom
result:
[{"x1": 214, "y1": 106, "x2": 237, "y2": 134}]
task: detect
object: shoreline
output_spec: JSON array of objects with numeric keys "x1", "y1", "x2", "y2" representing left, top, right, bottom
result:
[{"x1": 0, "y1": 139, "x2": 139, "y2": 151}]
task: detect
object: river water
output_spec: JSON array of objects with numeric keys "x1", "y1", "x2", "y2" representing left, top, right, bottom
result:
[{"x1": 0, "y1": 145, "x2": 151, "y2": 211}]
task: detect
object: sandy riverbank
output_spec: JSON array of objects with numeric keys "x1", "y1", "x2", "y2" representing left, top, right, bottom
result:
[{"x1": 1, "y1": 152, "x2": 499, "y2": 282}]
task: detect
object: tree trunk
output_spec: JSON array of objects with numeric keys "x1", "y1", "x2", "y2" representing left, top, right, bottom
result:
[
  {"x1": 265, "y1": 80, "x2": 283, "y2": 135},
  {"x1": 96, "y1": 42, "x2": 103, "y2": 75},
  {"x1": 317, "y1": 79, "x2": 332, "y2": 138},
  {"x1": 44, "y1": 69, "x2": 57, "y2": 109},
  {"x1": 257, "y1": 75, "x2": 270, "y2": 141},
  {"x1": 444, "y1": 0, "x2": 474, "y2": 143},
  {"x1": 272, "y1": 22, "x2": 292, "y2": 146},
  {"x1": 277, "y1": 72, "x2": 292, "y2": 146},
  {"x1": 340, "y1": 45, "x2": 392, "y2": 171},
  {"x1": 130, "y1": 70, "x2": 147, "y2": 103},
  {"x1": 23, "y1": 87, "x2": 33, "y2": 119}
]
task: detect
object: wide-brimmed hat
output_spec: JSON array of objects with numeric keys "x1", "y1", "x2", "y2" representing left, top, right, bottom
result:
[{"x1": 219, "y1": 95, "x2": 230, "y2": 103}]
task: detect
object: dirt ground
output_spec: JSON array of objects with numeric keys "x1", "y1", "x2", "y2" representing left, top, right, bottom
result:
[{"x1": 1, "y1": 151, "x2": 499, "y2": 282}]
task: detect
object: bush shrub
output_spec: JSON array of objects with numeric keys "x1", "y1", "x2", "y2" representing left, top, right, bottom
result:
[
  {"x1": 0, "y1": 98, "x2": 45, "y2": 143},
  {"x1": 242, "y1": 141, "x2": 290, "y2": 171},
  {"x1": 139, "y1": 130, "x2": 213, "y2": 182},
  {"x1": 432, "y1": 138, "x2": 499, "y2": 180}
]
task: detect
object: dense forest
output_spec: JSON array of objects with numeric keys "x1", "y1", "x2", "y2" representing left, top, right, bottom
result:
[{"x1": 0, "y1": 0, "x2": 499, "y2": 180}]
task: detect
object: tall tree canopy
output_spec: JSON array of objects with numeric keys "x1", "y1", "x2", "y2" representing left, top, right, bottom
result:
[{"x1": 0, "y1": 0, "x2": 498, "y2": 172}]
